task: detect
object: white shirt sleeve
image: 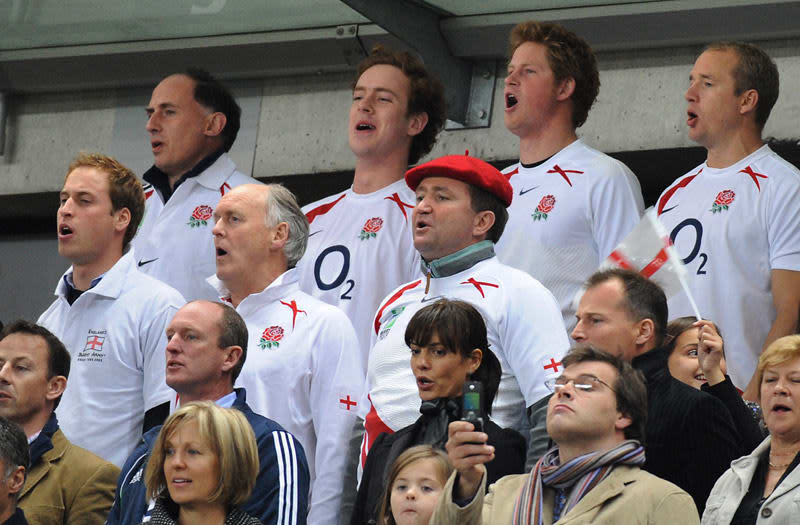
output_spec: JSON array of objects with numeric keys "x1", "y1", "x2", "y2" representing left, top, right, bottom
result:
[
  {"x1": 766, "y1": 174, "x2": 800, "y2": 270},
  {"x1": 308, "y1": 309, "x2": 365, "y2": 525},
  {"x1": 500, "y1": 278, "x2": 570, "y2": 407}
]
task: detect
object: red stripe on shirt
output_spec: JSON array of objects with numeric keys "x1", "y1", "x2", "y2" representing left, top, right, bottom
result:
[
  {"x1": 657, "y1": 170, "x2": 701, "y2": 215},
  {"x1": 305, "y1": 194, "x2": 346, "y2": 224},
  {"x1": 373, "y1": 280, "x2": 423, "y2": 334},
  {"x1": 361, "y1": 398, "x2": 395, "y2": 467}
]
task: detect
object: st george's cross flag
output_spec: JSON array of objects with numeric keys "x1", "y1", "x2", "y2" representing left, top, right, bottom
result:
[{"x1": 600, "y1": 209, "x2": 701, "y2": 320}]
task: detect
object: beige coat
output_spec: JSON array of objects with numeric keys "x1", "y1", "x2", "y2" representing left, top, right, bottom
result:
[
  {"x1": 431, "y1": 464, "x2": 699, "y2": 524},
  {"x1": 18, "y1": 428, "x2": 119, "y2": 525}
]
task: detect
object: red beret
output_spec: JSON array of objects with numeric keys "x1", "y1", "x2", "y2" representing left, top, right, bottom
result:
[{"x1": 405, "y1": 154, "x2": 513, "y2": 207}]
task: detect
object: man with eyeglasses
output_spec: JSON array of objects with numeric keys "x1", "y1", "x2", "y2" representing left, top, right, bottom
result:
[
  {"x1": 434, "y1": 346, "x2": 698, "y2": 524},
  {"x1": 570, "y1": 268, "x2": 744, "y2": 514}
]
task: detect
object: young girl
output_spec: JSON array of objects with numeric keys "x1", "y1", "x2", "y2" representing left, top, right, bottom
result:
[{"x1": 378, "y1": 445, "x2": 454, "y2": 525}]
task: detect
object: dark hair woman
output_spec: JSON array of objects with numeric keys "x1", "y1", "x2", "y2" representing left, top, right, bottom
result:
[{"x1": 351, "y1": 299, "x2": 526, "y2": 525}]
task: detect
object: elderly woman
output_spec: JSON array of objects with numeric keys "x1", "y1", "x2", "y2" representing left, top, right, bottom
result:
[
  {"x1": 144, "y1": 402, "x2": 261, "y2": 525},
  {"x1": 351, "y1": 299, "x2": 526, "y2": 525},
  {"x1": 702, "y1": 334, "x2": 800, "y2": 524},
  {"x1": 666, "y1": 317, "x2": 764, "y2": 452}
]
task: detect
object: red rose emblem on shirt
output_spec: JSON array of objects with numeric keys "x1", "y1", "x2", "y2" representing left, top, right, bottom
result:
[
  {"x1": 359, "y1": 217, "x2": 384, "y2": 240},
  {"x1": 259, "y1": 326, "x2": 284, "y2": 349},
  {"x1": 532, "y1": 195, "x2": 556, "y2": 221},
  {"x1": 188, "y1": 205, "x2": 213, "y2": 227},
  {"x1": 710, "y1": 190, "x2": 735, "y2": 213}
]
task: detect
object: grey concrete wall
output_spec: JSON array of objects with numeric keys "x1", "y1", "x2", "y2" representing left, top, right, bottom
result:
[
  {"x1": 1, "y1": 39, "x2": 798, "y2": 196},
  {"x1": 0, "y1": 235, "x2": 64, "y2": 323}
]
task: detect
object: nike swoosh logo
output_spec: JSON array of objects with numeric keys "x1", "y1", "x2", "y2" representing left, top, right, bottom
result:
[
  {"x1": 421, "y1": 295, "x2": 444, "y2": 303},
  {"x1": 519, "y1": 186, "x2": 539, "y2": 196},
  {"x1": 309, "y1": 230, "x2": 323, "y2": 237},
  {"x1": 138, "y1": 258, "x2": 159, "y2": 267},
  {"x1": 660, "y1": 205, "x2": 678, "y2": 214}
]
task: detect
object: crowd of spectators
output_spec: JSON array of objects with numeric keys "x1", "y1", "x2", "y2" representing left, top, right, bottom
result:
[{"x1": 1, "y1": 16, "x2": 799, "y2": 525}]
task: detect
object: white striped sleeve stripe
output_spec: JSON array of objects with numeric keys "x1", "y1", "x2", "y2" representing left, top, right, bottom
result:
[{"x1": 273, "y1": 430, "x2": 299, "y2": 525}]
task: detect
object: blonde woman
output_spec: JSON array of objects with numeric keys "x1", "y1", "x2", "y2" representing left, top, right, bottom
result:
[
  {"x1": 144, "y1": 402, "x2": 261, "y2": 525},
  {"x1": 703, "y1": 335, "x2": 800, "y2": 523}
]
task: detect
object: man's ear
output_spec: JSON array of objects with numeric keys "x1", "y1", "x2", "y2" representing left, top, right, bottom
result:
[
  {"x1": 220, "y1": 345, "x2": 243, "y2": 374},
  {"x1": 472, "y1": 210, "x2": 496, "y2": 239},
  {"x1": 270, "y1": 222, "x2": 290, "y2": 251},
  {"x1": 45, "y1": 375, "x2": 67, "y2": 404},
  {"x1": 739, "y1": 88, "x2": 759, "y2": 118},
  {"x1": 615, "y1": 412, "x2": 633, "y2": 433},
  {"x1": 114, "y1": 207, "x2": 131, "y2": 236},
  {"x1": 203, "y1": 112, "x2": 227, "y2": 138},
  {"x1": 7, "y1": 465, "x2": 25, "y2": 496},
  {"x1": 407, "y1": 112, "x2": 429, "y2": 138},
  {"x1": 634, "y1": 318, "x2": 655, "y2": 346},
  {"x1": 556, "y1": 77, "x2": 576, "y2": 101}
]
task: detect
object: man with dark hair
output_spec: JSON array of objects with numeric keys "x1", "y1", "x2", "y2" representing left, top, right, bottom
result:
[
  {"x1": 572, "y1": 268, "x2": 743, "y2": 513},
  {"x1": 495, "y1": 20, "x2": 644, "y2": 335},
  {"x1": 108, "y1": 300, "x2": 310, "y2": 525},
  {"x1": 656, "y1": 41, "x2": 800, "y2": 400},
  {"x1": 133, "y1": 68, "x2": 261, "y2": 302},
  {"x1": 0, "y1": 417, "x2": 28, "y2": 525},
  {"x1": 296, "y1": 45, "x2": 447, "y2": 369},
  {"x1": 361, "y1": 154, "x2": 569, "y2": 475},
  {"x1": 210, "y1": 184, "x2": 361, "y2": 525},
  {"x1": 38, "y1": 153, "x2": 184, "y2": 467},
  {"x1": 435, "y1": 346, "x2": 698, "y2": 524},
  {"x1": 0, "y1": 320, "x2": 118, "y2": 524}
]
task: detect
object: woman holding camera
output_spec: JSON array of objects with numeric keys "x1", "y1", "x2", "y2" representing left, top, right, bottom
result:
[{"x1": 351, "y1": 299, "x2": 526, "y2": 525}]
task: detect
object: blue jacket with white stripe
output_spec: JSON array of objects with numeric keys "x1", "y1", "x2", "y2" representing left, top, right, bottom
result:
[{"x1": 106, "y1": 388, "x2": 310, "y2": 525}]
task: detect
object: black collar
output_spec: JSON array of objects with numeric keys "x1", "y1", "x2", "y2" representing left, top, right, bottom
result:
[
  {"x1": 29, "y1": 413, "x2": 58, "y2": 466},
  {"x1": 143, "y1": 149, "x2": 224, "y2": 203}
]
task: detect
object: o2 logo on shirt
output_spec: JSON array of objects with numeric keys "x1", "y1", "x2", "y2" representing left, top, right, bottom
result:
[
  {"x1": 313, "y1": 245, "x2": 355, "y2": 300},
  {"x1": 670, "y1": 219, "x2": 708, "y2": 275}
]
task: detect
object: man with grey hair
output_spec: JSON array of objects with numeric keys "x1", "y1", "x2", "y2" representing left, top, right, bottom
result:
[
  {"x1": 0, "y1": 417, "x2": 28, "y2": 525},
  {"x1": 210, "y1": 184, "x2": 363, "y2": 525}
]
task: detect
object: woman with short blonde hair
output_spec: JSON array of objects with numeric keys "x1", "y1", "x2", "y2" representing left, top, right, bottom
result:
[
  {"x1": 702, "y1": 335, "x2": 800, "y2": 524},
  {"x1": 144, "y1": 401, "x2": 261, "y2": 525}
]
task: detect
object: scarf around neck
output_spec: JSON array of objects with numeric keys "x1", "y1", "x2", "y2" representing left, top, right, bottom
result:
[{"x1": 512, "y1": 439, "x2": 645, "y2": 525}]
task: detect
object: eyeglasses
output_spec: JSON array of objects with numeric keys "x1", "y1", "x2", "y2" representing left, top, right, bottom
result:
[{"x1": 545, "y1": 374, "x2": 615, "y2": 394}]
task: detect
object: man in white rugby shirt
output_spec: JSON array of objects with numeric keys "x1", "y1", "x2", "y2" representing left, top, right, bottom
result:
[
  {"x1": 362, "y1": 154, "x2": 569, "y2": 474},
  {"x1": 496, "y1": 21, "x2": 644, "y2": 334},
  {"x1": 133, "y1": 68, "x2": 260, "y2": 301},
  {"x1": 656, "y1": 42, "x2": 800, "y2": 399},
  {"x1": 210, "y1": 183, "x2": 363, "y2": 525},
  {"x1": 296, "y1": 45, "x2": 446, "y2": 369}
]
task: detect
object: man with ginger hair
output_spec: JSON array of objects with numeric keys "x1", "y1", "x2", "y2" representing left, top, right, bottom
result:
[
  {"x1": 495, "y1": 21, "x2": 644, "y2": 334},
  {"x1": 38, "y1": 153, "x2": 184, "y2": 467}
]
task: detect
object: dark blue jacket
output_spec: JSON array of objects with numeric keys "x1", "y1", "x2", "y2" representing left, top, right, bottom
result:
[{"x1": 106, "y1": 389, "x2": 309, "y2": 524}]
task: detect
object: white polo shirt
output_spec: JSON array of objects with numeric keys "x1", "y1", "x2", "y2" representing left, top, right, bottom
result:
[{"x1": 38, "y1": 249, "x2": 185, "y2": 466}]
